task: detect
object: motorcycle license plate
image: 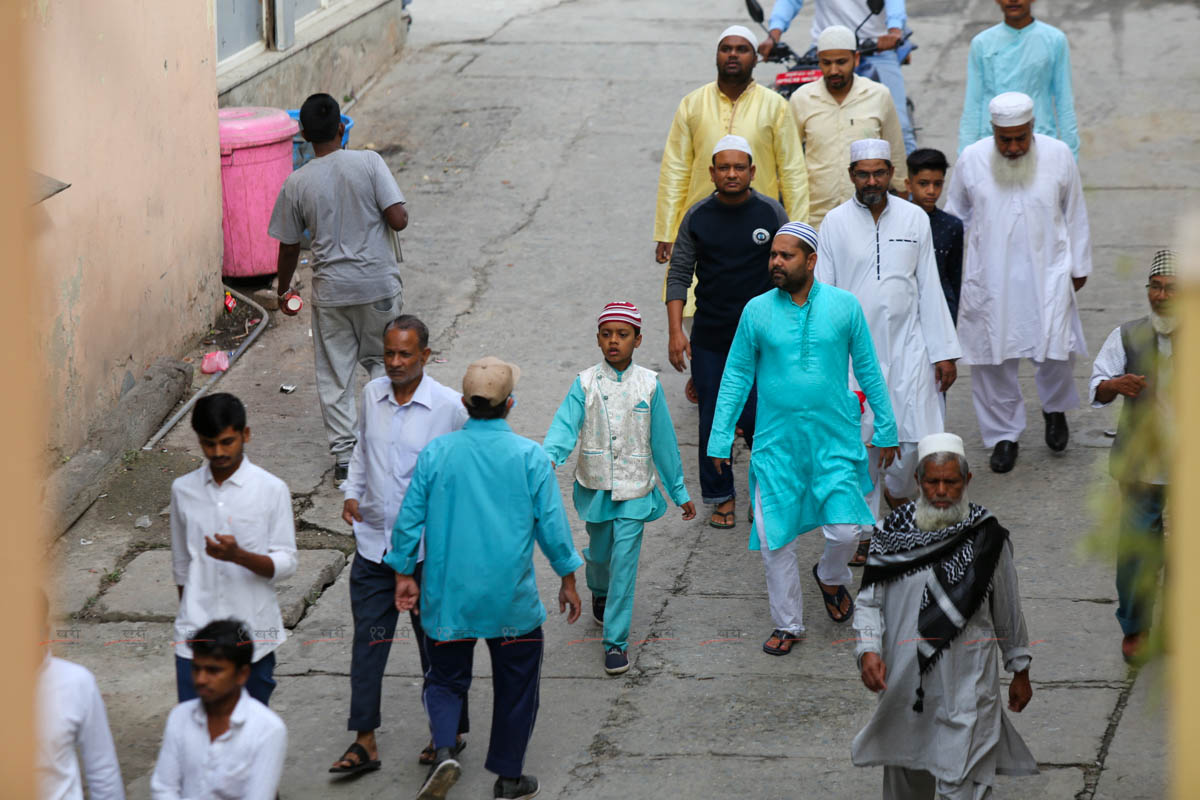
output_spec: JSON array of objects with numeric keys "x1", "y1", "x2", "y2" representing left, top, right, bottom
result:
[{"x1": 775, "y1": 69, "x2": 822, "y2": 86}]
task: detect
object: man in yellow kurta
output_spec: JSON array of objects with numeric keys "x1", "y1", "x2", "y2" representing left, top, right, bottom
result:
[
  {"x1": 655, "y1": 25, "x2": 810, "y2": 317},
  {"x1": 789, "y1": 25, "x2": 907, "y2": 228}
]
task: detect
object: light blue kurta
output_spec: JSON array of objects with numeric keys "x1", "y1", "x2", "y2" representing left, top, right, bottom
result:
[
  {"x1": 707, "y1": 283, "x2": 897, "y2": 551},
  {"x1": 958, "y1": 20, "x2": 1079, "y2": 158},
  {"x1": 543, "y1": 367, "x2": 690, "y2": 523}
]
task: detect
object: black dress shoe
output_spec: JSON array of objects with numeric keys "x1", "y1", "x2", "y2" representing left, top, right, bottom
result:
[
  {"x1": 1043, "y1": 411, "x2": 1069, "y2": 452},
  {"x1": 990, "y1": 440, "x2": 1019, "y2": 473}
]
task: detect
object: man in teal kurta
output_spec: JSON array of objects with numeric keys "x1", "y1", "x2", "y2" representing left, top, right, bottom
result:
[
  {"x1": 709, "y1": 221, "x2": 897, "y2": 656},
  {"x1": 958, "y1": 0, "x2": 1079, "y2": 158}
]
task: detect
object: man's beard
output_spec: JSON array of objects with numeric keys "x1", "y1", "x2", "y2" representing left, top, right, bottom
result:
[
  {"x1": 914, "y1": 492, "x2": 971, "y2": 532},
  {"x1": 773, "y1": 267, "x2": 811, "y2": 294},
  {"x1": 1151, "y1": 310, "x2": 1178, "y2": 335},
  {"x1": 857, "y1": 187, "x2": 887, "y2": 207},
  {"x1": 990, "y1": 140, "x2": 1038, "y2": 188}
]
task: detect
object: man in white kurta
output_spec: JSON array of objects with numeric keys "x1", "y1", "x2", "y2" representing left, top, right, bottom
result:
[
  {"x1": 944, "y1": 92, "x2": 1091, "y2": 473},
  {"x1": 818, "y1": 139, "x2": 960, "y2": 521},
  {"x1": 852, "y1": 433, "x2": 1037, "y2": 799}
]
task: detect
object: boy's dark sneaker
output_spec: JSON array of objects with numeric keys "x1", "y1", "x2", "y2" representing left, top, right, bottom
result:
[
  {"x1": 604, "y1": 646, "x2": 629, "y2": 675},
  {"x1": 591, "y1": 595, "x2": 606, "y2": 626},
  {"x1": 494, "y1": 774, "x2": 540, "y2": 799},
  {"x1": 416, "y1": 748, "x2": 461, "y2": 800},
  {"x1": 334, "y1": 462, "x2": 350, "y2": 483}
]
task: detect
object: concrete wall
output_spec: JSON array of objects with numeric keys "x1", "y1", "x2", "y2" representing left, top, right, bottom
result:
[
  {"x1": 25, "y1": 1, "x2": 224, "y2": 462},
  {"x1": 218, "y1": 0, "x2": 408, "y2": 110}
]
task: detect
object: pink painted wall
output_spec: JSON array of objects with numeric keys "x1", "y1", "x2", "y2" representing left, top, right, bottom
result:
[{"x1": 25, "y1": 1, "x2": 224, "y2": 460}]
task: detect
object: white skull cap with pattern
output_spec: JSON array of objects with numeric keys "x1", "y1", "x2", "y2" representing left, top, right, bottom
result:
[
  {"x1": 816, "y1": 25, "x2": 857, "y2": 52},
  {"x1": 718, "y1": 24, "x2": 759, "y2": 52},
  {"x1": 989, "y1": 91, "x2": 1035, "y2": 126},
  {"x1": 850, "y1": 138, "x2": 891, "y2": 163},
  {"x1": 917, "y1": 432, "x2": 967, "y2": 462},
  {"x1": 712, "y1": 134, "x2": 754, "y2": 159}
]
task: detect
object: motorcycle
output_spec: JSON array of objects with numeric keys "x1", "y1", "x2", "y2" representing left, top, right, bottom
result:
[{"x1": 744, "y1": 0, "x2": 916, "y2": 118}]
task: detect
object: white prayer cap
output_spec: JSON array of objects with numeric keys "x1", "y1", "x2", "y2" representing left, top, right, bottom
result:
[
  {"x1": 775, "y1": 221, "x2": 818, "y2": 252},
  {"x1": 989, "y1": 92, "x2": 1035, "y2": 127},
  {"x1": 712, "y1": 134, "x2": 754, "y2": 160},
  {"x1": 849, "y1": 138, "x2": 891, "y2": 163},
  {"x1": 816, "y1": 25, "x2": 857, "y2": 53},
  {"x1": 918, "y1": 432, "x2": 967, "y2": 462},
  {"x1": 718, "y1": 24, "x2": 759, "y2": 51}
]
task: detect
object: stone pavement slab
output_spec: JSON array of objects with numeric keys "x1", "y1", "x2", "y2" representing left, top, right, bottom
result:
[
  {"x1": 1094, "y1": 663, "x2": 1168, "y2": 799},
  {"x1": 96, "y1": 548, "x2": 347, "y2": 628}
]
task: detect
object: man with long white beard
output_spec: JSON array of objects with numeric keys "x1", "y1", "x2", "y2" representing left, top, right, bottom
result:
[
  {"x1": 945, "y1": 91, "x2": 1091, "y2": 473},
  {"x1": 1089, "y1": 250, "x2": 1177, "y2": 664},
  {"x1": 851, "y1": 432, "x2": 1037, "y2": 799}
]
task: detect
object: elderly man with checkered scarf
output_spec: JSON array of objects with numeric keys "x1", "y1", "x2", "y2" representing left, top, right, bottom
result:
[{"x1": 850, "y1": 432, "x2": 1037, "y2": 800}]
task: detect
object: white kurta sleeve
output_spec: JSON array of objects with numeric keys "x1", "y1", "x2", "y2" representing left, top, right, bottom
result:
[
  {"x1": 990, "y1": 540, "x2": 1032, "y2": 673},
  {"x1": 853, "y1": 582, "x2": 886, "y2": 668},
  {"x1": 78, "y1": 673, "x2": 125, "y2": 800},
  {"x1": 1060, "y1": 157, "x2": 1093, "y2": 278},
  {"x1": 815, "y1": 218, "x2": 839, "y2": 286},
  {"x1": 1089, "y1": 326, "x2": 1127, "y2": 407},
  {"x1": 266, "y1": 482, "x2": 298, "y2": 583},
  {"x1": 914, "y1": 213, "x2": 962, "y2": 364},
  {"x1": 943, "y1": 159, "x2": 972, "y2": 228}
]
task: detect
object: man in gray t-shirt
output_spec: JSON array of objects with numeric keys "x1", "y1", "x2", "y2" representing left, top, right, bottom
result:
[{"x1": 269, "y1": 93, "x2": 409, "y2": 481}]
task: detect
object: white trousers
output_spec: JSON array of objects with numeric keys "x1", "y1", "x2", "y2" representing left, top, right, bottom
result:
[
  {"x1": 970, "y1": 357, "x2": 1079, "y2": 447},
  {"x1": 755, "y1": 487, "x2": 858, "y2": 633},
  {"x1": 882, "y1": 766, "x2": 991, "y2": 800}
]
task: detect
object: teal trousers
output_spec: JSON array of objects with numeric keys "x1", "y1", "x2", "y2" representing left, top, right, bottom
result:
[{"x1": 584, "y1": 518, "x2": 645, "y2": 650}]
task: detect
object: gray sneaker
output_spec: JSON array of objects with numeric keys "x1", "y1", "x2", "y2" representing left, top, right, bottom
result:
[
  {"x1": 494, "y1": 775, "x2": 539, "y2": 799},
  {"x1": 416, "y1": 749, "x2": 461, "y2": 800}
]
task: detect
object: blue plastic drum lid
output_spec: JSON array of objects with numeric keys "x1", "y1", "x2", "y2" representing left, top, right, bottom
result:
[{"x1": 286, "y1": 110, "x2": 355, "y2": 169}]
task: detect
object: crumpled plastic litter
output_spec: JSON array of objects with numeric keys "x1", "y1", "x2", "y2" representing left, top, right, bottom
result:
[
  {"x1": 134, "y1": 515, "x2": 152, "y2": 528},
  {"x1": 200, "y1": 351, "x2": 231, "y2": 374}
]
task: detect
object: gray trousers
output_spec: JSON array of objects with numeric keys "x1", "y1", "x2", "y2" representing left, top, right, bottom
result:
[
  {"x1": 883, "y1": 767, "x2": 991, "y2": 800},
  {"x1": 311, "y1": 291, "x2": 403, "y2": 461}
]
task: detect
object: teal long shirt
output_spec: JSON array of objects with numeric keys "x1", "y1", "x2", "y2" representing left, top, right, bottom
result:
[
  {"x1": 958, "y1": 20, "x2": 1079, "y2": 158},
  {"x1": 542, "y1": 368, "x2": 691, "y2": 523},
  {"x1": 384, "y1": 418, "x2": 583, "y2": 640},
  {"x1": 707, "y1": 283, "x2": 897, "y2": 551}
]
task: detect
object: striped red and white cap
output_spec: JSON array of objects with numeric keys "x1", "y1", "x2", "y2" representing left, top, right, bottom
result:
[{"x1": 597, "y1": 301, "x2": 642, "y2": 328}]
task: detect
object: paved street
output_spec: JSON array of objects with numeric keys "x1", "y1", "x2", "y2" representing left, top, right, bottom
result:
[{"x1": 50, "y1": 0, "x2": 1199, "y2": 797}]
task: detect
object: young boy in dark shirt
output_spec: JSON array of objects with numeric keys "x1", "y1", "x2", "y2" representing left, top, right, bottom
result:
[{"x1": 906, "y1": 148, "x2": 964, "y2": 324}]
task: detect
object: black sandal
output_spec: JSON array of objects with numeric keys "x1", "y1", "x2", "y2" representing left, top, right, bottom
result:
[
  {"x1": 848, "y1": 539, "x2": 870, "y2": 567},
  {"x1": 812, "y1": 564, "x2": 854, "y2": 623},
  {"x1": 329, "y1": 741, "x2": 381, "y2": 775},
  {"x1": 762, "y1": 628, "x2": 802, "y2": 655},
  {"x1": 418, "y1": 737, "x2": 466, "y2": 765}
]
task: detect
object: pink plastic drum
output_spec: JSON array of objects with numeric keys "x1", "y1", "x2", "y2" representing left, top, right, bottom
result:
[{"x1": 218, "y1": 107, "x2": 299, "y2": 278}]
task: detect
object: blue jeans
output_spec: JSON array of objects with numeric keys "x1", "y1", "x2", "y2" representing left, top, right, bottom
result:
[
  {"x1": 1115, "y1": 483, "x2": 1166, "y2": 636},
  {"x1": 693, "y1": 344, "x2": 756, "y2": 505},
  {"x1": 861, "y1": 50, "x2": 916, "y2": 153},
  {"x1": 424, "y1": 626, "x2": 543, "y2": 778},
  {"x1": 585, "y1": 519, "x2": 645, "y2": 650},
  {"x1": 176, "y1": 651, "x2": 276, "y2": 705}
]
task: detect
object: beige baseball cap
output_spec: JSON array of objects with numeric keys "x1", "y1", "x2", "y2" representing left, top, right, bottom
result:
[{"x1": 462, "y1": 356, "x2": 521, "y2": 406}]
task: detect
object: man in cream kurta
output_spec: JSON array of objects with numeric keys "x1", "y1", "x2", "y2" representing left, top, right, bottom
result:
[
  {"x1": 944, "y1": 92, "x2": 1090, "y2": 473},
  {"x1": 817, "y1": 138, "x2": 960, "y2": 518},
  {"x1": 790, "y1": 26, "x2": 907, "y2": 228},
  {"x1": 654, "y1": 25, "x2": 809, "y2": 316}
]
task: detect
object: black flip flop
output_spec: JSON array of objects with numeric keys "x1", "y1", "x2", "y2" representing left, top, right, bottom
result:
[
  {"x1": 762, "y1": 628, "x2": 802, "y2": 655},
  {"x1": 329, "y1": 741, "x2": 381, "y2": 775},
  {"x1": 418, "y1": 737, "x2": 467, "y2": 765},
  {"x1": 812, "y1": 564, "x2": 854, "y2": 623}
]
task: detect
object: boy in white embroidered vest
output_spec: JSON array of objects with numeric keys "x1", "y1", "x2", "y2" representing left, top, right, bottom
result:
[{"x1": 544, "y1": 301, "x2": 696, "y2": 675}]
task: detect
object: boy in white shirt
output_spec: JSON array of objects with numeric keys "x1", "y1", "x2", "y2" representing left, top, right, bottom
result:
[
  {"x1": 151, "y1": 620, "x2": 287, "y2": 800},
  {"x1": 170, "y1": 393, "x2": 297, "y2": 705}
]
